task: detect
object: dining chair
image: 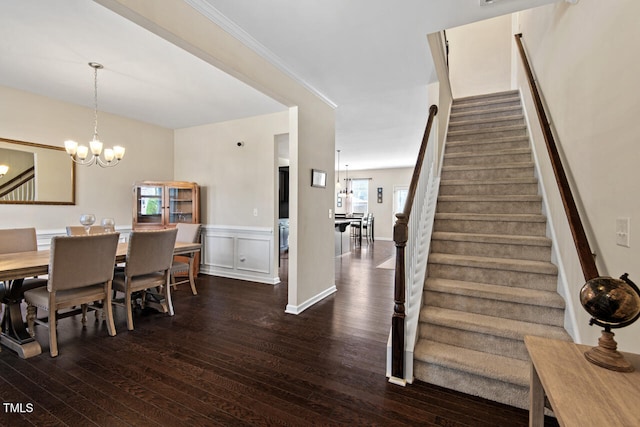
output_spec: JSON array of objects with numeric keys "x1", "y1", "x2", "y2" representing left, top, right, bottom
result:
[
  {"x1": 0, "y1": 227, "x2": 48, "y2": 293},
  {"x1": 66, "y1": 225, "x2": 108, "y2": 235},
  {"x1": 23, "y1": 232, "x2": 120, "y2": 357},
  {"x1": 362, "y1": 213, "x2": 374, "y2": 242},
  {"x1": 170, "y1": 223, "x2": 201, "y2": 295},
  {"x1": 112, "y1": 228, "x2": 178, "y2": 331}
]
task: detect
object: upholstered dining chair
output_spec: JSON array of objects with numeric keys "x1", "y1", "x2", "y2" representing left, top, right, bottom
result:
[
  {"x1": 0, "y1": 227, "x2": 48, "y2": 292},
  {"x1": 23, "y1": 232, "x2": 120, "y2": 357},
  {"x1": 112, "y1": 228, "x2": 178, "y2": 331},
  {"x1": 170, "y1": 223, "x2": 201, "y2": 295}
]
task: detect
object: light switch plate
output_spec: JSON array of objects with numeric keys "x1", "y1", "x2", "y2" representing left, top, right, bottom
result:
[{"x1": 616, "y1": 217, "x2": 630, "y2": 247}]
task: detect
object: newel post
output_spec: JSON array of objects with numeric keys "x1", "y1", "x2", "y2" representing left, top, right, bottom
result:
[{"x1": 391, "y1": 212, "x2": 409, "y2": 382}]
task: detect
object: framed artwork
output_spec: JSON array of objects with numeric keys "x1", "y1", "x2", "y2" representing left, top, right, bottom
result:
[{"x1": 311, "y1": 169, "x2": 327, "y2": 188}]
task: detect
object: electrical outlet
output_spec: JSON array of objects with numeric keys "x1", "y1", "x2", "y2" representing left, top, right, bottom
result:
[
  {"x1": 253, "y1": 208, "x2": 258, "y2": 217},
  {"x1": 329, "y1": 209, "x2": 333, "y2": 219},
  {"x1": 616, "y1": 217, "x2": 630, "y2": 247}
]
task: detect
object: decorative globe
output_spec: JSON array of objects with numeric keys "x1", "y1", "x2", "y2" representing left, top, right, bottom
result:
[{"x1": 580, "y1": 275, "x2": 640, "y2": 328}]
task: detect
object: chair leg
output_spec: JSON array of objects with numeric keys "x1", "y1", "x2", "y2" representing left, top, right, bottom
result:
[
  {"x1": 125, "y1": 291, "x2": 134, "y2": 331},
  {"x1": 105, "y1": 298, "x2": 116, "y2": 337},
  {"x1": 164, "y1": 278, "x2": 174, "y2": 317},
  {"x1": 81, "y1": 304, "x2": 88, "y2": 324},
  {"x1": 188, "y1": 259, "x2": 197, "y2": 296},
  {"x1": 49, "y1": 311, "x2": 58, "y2": 357},
  {"x1": 26, "y1": 304, "x2": 36, "y2": 338}
]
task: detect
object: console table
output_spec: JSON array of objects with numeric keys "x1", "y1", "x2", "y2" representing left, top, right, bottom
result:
[{"x1": 525, "y1": 335, "x2": 640, "y2": 427}]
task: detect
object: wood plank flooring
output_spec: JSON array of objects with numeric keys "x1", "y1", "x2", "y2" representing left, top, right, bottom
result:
[{"x1": 0, "y1": 241, "x2": 558, "y2": 426}]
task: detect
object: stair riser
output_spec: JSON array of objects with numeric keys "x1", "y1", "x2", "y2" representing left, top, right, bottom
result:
[
  {"x1": 448, "y1": 128, "x2": 527, "y2": 142},
  {"x1": 448, "y1": 117, "x2": 525, "y2": 132},
  {"x1": 423, "y1": 291, "x2": 564, "y2": 327},
  {"x1": 433, "y1": 218, "x2": 547, "y2": 236},
  {"x1": 439, "y1": 182, "x2": 538, "y2": 196},
  {"x1": 413, "y1": 361, "x2": 529, "y2": 409},
  {"x1": 444, "y1": 153, "x2": 531, "y2": 166},
  {"x1": 419, "y1": 323, "x2": 530, "y2": 361},
  {"x1": 427, "y1": 264, "x2": 557, "y2": 291},
  {"x1": 450, "y1": 107, "x2": 523, "y2": 122},
  {"x1": 436, "y1": 199, "x2": 542, "y2": 215},
  {"x1": 441, "y1": 166, "x2": 534, "y2": 181},
  {"x1": 430, "y1": 240, "x2": 551, "y2": 262},
  {"x1": 445, "y1": 139, "x2": 530, "y2": 154}
]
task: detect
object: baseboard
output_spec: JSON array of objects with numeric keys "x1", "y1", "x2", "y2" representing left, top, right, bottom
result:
[
  {"x1": 285, "y1": 285, "x2": 337, "y2": 315},
  {"x1": 200, "y1": 266, "x2": 280, "y2": 285}
]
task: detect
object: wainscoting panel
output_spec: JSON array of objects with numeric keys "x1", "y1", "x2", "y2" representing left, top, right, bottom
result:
[{"x1": 200, "y1": 225, "x2": 279, "y2": 285}]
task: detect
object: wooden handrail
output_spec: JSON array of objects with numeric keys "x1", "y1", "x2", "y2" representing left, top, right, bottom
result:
[
  {"x1": 391, "y1": 104, "x2": 438, "y2": 381},
  {"x1": 0, "y1": 166, "x2": 35, "y2": 198},
  {"x1": 514, "y1": 33, "x2": 598, "y2": 281}
]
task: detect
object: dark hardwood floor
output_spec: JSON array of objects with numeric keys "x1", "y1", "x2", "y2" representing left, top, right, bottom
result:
[{"x1": 1, "y1": 240, "x2": 558, "y2": 426}]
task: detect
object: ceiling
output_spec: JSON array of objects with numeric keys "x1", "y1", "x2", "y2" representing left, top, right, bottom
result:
[{"x1": 0, "y1": 0, "x2": 557, "y2": 170}]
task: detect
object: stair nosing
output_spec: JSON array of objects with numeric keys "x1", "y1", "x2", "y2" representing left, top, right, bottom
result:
[
  {"x1": 447, "y1": 124, "x2": 527, "y2": 136},
  {"x1": 440, "y1": 178, "x2": 538, "y2": 186},
  {"x1": 442, "y1": 162, "x2": 534, "y2": 172},
  {"x1": 431, "y1": 231, "x2": 551, "y2": 246},
  {"x1": 449, "y1": 114, "x2": 524, "y2": 126},
  {"x1": 434, "y1": 213, "x2": 546, "y2": 222}
]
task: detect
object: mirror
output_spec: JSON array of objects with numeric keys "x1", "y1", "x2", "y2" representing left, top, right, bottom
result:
[{"x1": 0, "y1": 137, "x2": 75, "y2": 205}]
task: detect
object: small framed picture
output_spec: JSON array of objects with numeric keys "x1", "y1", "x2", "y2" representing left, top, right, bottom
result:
[{"x1": 311, "y1": 169, "x2": 327, "y2": 188}]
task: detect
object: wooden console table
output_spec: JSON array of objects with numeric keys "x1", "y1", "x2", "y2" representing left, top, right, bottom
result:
[{"x1": 525, "y1": 335, "x2": 640, "y2": 427}]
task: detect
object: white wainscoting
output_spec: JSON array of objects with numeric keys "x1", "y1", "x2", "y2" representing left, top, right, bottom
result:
[{"x1": 200, "y1": 225, "x2": 278, "y2": 285}]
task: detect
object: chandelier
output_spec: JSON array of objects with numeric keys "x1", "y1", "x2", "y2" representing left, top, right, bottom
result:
[{"x1": 64, "y1": 62, "x2": 125, "y2": 167}]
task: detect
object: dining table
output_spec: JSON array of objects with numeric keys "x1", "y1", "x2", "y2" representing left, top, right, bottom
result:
[{"x1": 0, "y1": 240, "x2": 201, "y2": 359}]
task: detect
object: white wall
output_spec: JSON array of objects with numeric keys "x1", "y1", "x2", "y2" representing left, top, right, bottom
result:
[
  {"x1": 447, "y1": 14, "x2": 513, "y2": 98},
  {"x1": 516, "y1": 0, "x2": 640, "y2": 353},
  {"x1": 0, "y1": 85, "x2": 174, "y2": 232},
  {"x1": 336, "y1": 167, "x2": 413, "y2": 241}
]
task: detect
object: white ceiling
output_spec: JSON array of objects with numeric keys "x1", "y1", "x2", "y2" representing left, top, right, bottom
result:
[{"x1": 0, "y1": 0, "x2": 557, "y2": 170}]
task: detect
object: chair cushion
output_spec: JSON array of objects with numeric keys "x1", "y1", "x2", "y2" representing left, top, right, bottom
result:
[
  {"x1": 112, "y1": 271, "x2": 166, "y2": 292},
  {"x1": 170, "y1": 261, "x2": 190, "y2": 274},
  {"x1": 24, "y1": 284, "x2": 106, "y2": 309}
]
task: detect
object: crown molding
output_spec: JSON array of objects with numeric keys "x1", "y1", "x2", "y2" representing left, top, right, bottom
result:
[{"x1": 184, "y1": 0, "x2": 337, "y2": 109}]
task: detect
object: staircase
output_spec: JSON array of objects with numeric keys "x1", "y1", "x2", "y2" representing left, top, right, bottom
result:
[{"x1": 413, "y1": 90, "x2": 572, "y2": 409}]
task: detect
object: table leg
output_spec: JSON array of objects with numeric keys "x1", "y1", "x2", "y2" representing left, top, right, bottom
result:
[
  {"x1": 529, "y1": 362, "x2": 544, "y2": 427},
  {"x1": 0, "y1": 279, "x2": 42, "y2": 358}
]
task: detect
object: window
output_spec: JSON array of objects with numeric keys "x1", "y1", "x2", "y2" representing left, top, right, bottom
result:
[{"x1": 351, "y1": 179, "x2": 369, "y2": 214}]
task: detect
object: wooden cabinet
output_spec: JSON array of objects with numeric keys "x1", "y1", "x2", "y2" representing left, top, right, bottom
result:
[{"x1": 133, "y1": 181, "x2": 199, "y2": 230}]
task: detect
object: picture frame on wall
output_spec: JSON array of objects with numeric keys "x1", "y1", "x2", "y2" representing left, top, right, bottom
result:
[{"x1": 311, "y1": 169, "x2": 327, "y2": 188}]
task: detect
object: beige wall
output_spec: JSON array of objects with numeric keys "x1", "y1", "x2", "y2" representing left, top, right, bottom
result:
[
  {"x1": 448, "y1": 14, "x2": 513, "y2": 99},
  {"x1": 516, "y1": 0, "x2": 640, "y2": 353},
  {"x1": 97, "y1": 0, "x2": 337, "y2": 312},
  {"x1": 0, "y1": 85, "x2": 174, "y2": 230},
  {"x1": 336, "y1": 167, "x2": 413, "y2": 241},
  {"x1": 174, "y1": 111, "x2": 289, "y2": 227}
]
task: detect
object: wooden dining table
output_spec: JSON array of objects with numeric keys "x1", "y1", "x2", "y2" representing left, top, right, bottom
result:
[{"x1": 0, "y1": 241, "x2": 201, "y2": 359}]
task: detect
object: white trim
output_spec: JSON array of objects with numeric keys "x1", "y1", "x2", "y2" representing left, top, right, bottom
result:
[
  {"x1": 184, "y1": 0, "x2": 337, "y2": 109},
  {"x1": 285, "y1": 285, "x2": 337, "y2": 315}
]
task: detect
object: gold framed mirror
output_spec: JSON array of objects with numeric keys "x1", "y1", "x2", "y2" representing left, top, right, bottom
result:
[{"x1": 0, "y1": 137, "x2": 76, "y2": 205}]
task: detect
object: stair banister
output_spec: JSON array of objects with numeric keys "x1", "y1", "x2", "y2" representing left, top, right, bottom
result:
[
  {"x1": 390, "y1": 104, "x2": 438, "y2": 383},
  {"x1": 514, "y1": 33, "x2": 598, "y2": 281}
]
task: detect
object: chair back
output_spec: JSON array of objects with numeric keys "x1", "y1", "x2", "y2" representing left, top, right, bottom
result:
[
  {"x1": 125, "y1": 228, "x2": 178, "y2": 277},
  {"x1": 48, "y1": 233, "x2": 120, "y2": 292},
  {"x1": 175, "y1": 223, "x2": 201, "y2": 243},
  {"x1": 66, "y1": 226, "x2": 108, "y2": 236},
  {"x1": 0, "y1": 227, "x2": 38, "y2": 254}
]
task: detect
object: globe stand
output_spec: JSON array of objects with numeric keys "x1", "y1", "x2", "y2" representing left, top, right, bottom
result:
[{"x1": 584, "y1": 328, "x2": 634, "y2": 372}]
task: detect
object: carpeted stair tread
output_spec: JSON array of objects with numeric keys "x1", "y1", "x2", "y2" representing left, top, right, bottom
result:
[
  {"x1": 442, "y1": 161, "x2": 534, "y2": 172},
  {"x1": 420, "y1": 306, "x2": 572, "y2": 342},
  {"x1": 450, "y1": 105, "x2": 522, "y2": 121},
  {"x1": 434, "y1": 212, "x2": 546, "y2": 223},
  {"x1": 428, "y1": 253, "x2": 557, "y2": 275},
  {"x1": 432, "y1": 231, "x2": 551, "y2": 247},
  {"x1": 444, "y1": 147, "x2": 531, "y2": 160},
  {"x1": 414, "y1": 340, "x2": 529, "y2": 386},
  {"x1": 440, "y1": 177, "x2": 538, "y2": 186},
  {"x1": 445, "y1": 136, "x2": 530, "y2": 150},
  {"x1": 449, "y1": 114, "x2": 524, "y2": 127},
  {"x1": 438, "y1": 194, "x2": 542, "y2": 203},
  {"x1": 447, "y1": 124, "x2": 527, "y2": 137},
  {"x1": 424, "y1": 277, "x2": 564, "y2": 308}
]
